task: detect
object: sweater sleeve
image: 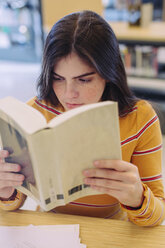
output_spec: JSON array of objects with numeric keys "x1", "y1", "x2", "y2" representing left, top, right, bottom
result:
[
  {"x1": 122, "y1": 101, "x2": 165, "y2": 226},
  {"x1": 121, "y1": 184, "x2": 165, "y2": 226},
  {"x1": 0, "y1": 190, "x2": 27, "y2": 211}
]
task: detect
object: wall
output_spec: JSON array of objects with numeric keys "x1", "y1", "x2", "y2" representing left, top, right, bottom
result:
[{"x1": 41, "y1": 0, "x2": 103, "y2": 30}]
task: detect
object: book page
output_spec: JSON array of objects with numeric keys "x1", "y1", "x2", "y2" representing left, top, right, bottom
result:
[
  {"x1": 48, "y1": 101, "x2": 114, "y2": 128},
  {"x1": 0, "y1": 116, "x2": 40, "y2": 201},
  {"x1": 31, "y1": 101, "x2": 121, "y2": 210},
  {"x1": 0, "y1": 225, "x2": 86, "y2": 248},
  {"x1": 51, "y1": 101, "x2": 121, "y2": 204},
  {"x1": 0, "y1": 96, "x2": 47, "y2": 134},
  {"x1": 0, "y1": 97, "x2": 49, "y2": 203},
  {"x1": 26, "y1": 129, "x2": 65, "y2": 210}
]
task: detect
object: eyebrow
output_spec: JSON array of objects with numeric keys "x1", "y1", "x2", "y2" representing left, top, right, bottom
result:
[{"x1": 52, "y1": 71, "x2": 96, "y2": 79}]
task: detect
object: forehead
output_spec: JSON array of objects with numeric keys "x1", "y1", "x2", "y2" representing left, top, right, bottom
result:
[{"x1": 53, "y1": 52, "x2": 94, "y2": 75}]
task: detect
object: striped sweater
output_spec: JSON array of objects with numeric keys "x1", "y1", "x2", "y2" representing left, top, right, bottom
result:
[{"x1": 0, "y1": 98, "x2": 165, "y2": 226}]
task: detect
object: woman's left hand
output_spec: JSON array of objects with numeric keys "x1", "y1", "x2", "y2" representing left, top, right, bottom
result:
[{"x1": 83, "y1": 160, "x2": 144, "y2": 208}]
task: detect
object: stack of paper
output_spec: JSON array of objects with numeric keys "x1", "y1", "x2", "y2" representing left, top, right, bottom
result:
[{"x1": 0, "y1": 224, "x2": 86, "y2": 248}]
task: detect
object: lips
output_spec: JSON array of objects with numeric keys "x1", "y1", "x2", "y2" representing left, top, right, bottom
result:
[{"x1": 66, "y1": 103, "x2": 83, "y2": 109}]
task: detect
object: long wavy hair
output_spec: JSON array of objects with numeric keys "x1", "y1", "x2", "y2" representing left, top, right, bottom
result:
[{"x1": 37, "y1": 10, "x2": 137, "y2": 115}]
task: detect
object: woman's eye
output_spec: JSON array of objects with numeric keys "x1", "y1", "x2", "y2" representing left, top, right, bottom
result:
[
  {"x1": 53, "y1": 77, "x2": 63, "y2": 81},
  {"x1": 79, "y1": 78, "x2": 91, "y2": 83}
]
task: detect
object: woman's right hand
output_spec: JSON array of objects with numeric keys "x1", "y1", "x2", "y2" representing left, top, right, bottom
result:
[{"x1": 0, "y1": 149, "x2": 24, "y2": 200}]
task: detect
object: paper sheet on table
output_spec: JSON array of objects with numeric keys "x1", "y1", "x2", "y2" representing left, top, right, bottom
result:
[{"x1": 0, "y1": 224, "x2": 86, "y2": 248}]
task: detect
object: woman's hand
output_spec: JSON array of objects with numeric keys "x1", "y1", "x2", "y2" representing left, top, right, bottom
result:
[
  {"x1": 0, "y1": 150, "x2": 24, "y2": 200},
  {"x1": 83, "y1": 160, "x2": 144, "y2": 208}
]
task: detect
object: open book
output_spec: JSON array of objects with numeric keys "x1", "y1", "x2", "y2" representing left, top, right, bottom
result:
[{"x1": 0, "y1": 97, "x2": 121, "y2": 211}]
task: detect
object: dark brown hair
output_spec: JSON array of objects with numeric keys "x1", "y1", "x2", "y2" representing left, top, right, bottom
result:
[{"x1": 37, "y1": 10, "x2": 137, "y2": 115}]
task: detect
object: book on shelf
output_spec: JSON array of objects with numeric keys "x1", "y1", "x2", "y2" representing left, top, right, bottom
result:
[
  {"x1": 0, "y1": 97, "x2": 121, "y2": 211},
  {"x1": 120, "y1": 45, "x2": 159, "y2": 78}
]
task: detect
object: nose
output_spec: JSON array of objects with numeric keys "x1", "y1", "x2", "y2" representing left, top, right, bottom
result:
[{"x1": 65, "y1": 82, "x2": 79, "y2": 99}]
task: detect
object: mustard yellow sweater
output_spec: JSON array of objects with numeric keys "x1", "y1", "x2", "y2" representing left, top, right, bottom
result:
[{"x1": 0, "y1": 98, "x2": 165, "y2": 226}]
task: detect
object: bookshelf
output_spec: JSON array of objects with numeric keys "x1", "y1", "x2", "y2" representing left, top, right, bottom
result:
[
  {"x1": 110, "y1": 21, "x2": 165, "y2": 82},
  {"x1": 110, "y1": 21, "x2": 165, "y2": 133}
]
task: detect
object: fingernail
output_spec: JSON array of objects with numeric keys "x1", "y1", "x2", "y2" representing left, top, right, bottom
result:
[
  {"x1": 83, "y1": 170, "x2": 90, "y2": 176},
  {"x1": 2, "y1": 150, "x2": 8, "y2": 156},
  {"x1": 94, "y1": 160, "x2": 99, "y2": 166},
  {"x1": 84, "y1": 178, "x2": 90, "y2": 184},
  {"x1": 19, "y1": 175, "x2": 24, "y2": 180}
]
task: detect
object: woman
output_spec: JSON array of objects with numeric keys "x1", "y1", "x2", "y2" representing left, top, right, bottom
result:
[{"x1": 0, "y1": 10, "x2": 164, "y2": 226}]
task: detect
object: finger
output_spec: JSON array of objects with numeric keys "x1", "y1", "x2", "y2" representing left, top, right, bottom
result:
[
  {"x1": 0, "y1": 150, "x2": 9, "y2": 158},
  {"x1": 0, "y1": 180, "x2": 23, "y2": 188},
  {"x1": 83, "y1": 168, "x2": 124, "y2": 181},
  {"x1": 83, "y1": 177, "x2": 126, "y2": 191},
  {"x1": 0, "y1": 172, "x2": 24, "y2": 181},
  {"x1": 90, "y1": 184, "x2": 143, "y2": 207},
  {"x1": 83, "y1": 168, "x2": 140, "y2": 186},
  {"x1": 0, "y1": 163, "x2": 21, "y2": 172},
  {"x1": 0, "y1": 150, "x2": 9, "y2": 163},
  {"x1": 90, "y1": 184, "x2": 121, "y2": 199},
  {"x1": 93, "y1": 160, "x2": 133, "y2": 172}
]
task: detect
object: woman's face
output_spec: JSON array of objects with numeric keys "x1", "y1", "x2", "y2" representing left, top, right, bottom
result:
[{"x1": 52, "y1": 52, "x2": 106, "y2": 111}]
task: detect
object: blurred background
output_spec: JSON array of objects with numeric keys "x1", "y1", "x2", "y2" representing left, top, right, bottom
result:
[{"x1": 0, "y1": 0, "x2": 164, "y2": 210}]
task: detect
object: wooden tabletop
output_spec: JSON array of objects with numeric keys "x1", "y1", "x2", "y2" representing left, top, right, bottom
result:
[{"x1": 1, "y1": 210, "x2": 165, "y2": 248}]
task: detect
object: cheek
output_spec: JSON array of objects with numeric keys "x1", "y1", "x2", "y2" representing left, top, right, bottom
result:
[
  {"x1": 85, "y1": 88, "x2": 97, "y2": 98},
  {"x1": 53, "y1": 84, "x2": 63, "y2": 99},
  {"x1": 84, "y1": 85, "x2": 105, "y2": 102}
]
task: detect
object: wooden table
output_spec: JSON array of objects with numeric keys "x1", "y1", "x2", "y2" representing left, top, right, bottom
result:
[{"x1": 0, "y1": 210, "x2": 165, "y2": 248}]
